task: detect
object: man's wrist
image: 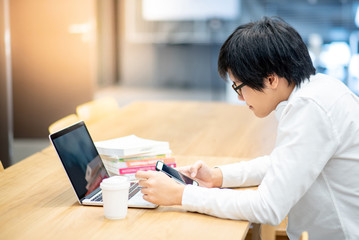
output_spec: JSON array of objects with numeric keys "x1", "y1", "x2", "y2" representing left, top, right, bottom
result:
[
  {"x1": 176, "y1": 184, "x2": 186, "y2": 205},
  {"x1": 212, "y1": 167, "x2": 223, "y2": 188}
]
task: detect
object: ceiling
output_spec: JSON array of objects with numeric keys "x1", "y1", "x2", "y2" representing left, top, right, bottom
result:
[{"x1": 259, "y1": 0, "x2": 359, "y2": 42}]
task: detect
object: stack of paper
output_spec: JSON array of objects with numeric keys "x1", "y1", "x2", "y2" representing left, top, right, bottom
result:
[{"x1": 95, "y1": 135, "x2": 175, "y2": 178}]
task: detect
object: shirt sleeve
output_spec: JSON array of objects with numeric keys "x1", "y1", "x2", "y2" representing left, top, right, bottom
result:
[
  {"x1": 218, "y1": 155, "x2": 271, "y2": 187},
  {"x1": 181, "y1": 98, "x2": 339, "y2": 225}
]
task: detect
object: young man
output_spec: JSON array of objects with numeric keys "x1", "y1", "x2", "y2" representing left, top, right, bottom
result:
[{"x1": 136, "y1": 17, "x2": 359, "y2": 239}]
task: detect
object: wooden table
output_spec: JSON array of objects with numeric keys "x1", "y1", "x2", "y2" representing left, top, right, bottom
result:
[
  {"x1": 0, "y1": 101, "x2": 277, "y2": 240},
  {"x1": 84, "y1": 101, "x2": 277, "y2": 158}
]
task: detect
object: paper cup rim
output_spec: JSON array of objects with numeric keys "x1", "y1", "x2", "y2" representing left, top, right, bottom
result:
[{"x1": 100, "y1": 176, "x2": 130, "y2": 190}]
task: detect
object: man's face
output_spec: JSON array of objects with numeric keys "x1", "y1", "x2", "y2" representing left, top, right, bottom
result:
[{"x1": 228, "y1": 71, "x2": 280, "y2": 118}]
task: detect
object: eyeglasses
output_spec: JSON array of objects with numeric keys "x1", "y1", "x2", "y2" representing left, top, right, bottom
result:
[{"x1": 232, "y1": 82, "x2": 246, "y2": 97}]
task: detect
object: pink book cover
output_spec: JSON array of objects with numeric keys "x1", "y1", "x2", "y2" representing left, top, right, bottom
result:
[{"x1": 119, "y1": 162, "x2": 176, "y2": 174}]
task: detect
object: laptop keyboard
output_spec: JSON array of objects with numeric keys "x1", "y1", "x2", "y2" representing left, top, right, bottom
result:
[
  {"x1": 93, "y1": 193, "x2": 103, "y2": 202},
  {"x1": 129, "y1": 182, "x2": 141, "y2": 199},
  {"x1": 91, "y1": 181, "x2": 141, "y2": 202}
]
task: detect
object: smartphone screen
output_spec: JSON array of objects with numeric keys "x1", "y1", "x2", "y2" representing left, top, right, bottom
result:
[{"x1": 155, "y1": 161, "x2": 198, "y2": 186}]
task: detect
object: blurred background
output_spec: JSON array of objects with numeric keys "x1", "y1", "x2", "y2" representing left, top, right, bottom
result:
[{"x1": 1, "y1": 0, "x2": 359, "y2": 167}]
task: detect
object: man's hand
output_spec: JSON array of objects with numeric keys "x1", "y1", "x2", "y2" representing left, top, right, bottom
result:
[
  {"x1": 136, "y1": 170, "x2": 185, "y2": 206},
  {"x1": 177, "y1": 160, "x2": 223, "y2": 188}
]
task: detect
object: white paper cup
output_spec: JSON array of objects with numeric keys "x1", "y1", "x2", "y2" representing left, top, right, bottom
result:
[{"x1": 100, "y1": 176, "x2": 130, "y2": 219}]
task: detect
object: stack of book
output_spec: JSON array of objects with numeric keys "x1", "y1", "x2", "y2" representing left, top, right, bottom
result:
[{"x1": 95, "y1": 135, "x2": 175, "y2": 179}]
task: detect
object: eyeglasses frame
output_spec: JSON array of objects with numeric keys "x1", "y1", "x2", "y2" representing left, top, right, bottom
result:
[{"x1": 232, "y1": 82, "x2": 246, "y2": 97}]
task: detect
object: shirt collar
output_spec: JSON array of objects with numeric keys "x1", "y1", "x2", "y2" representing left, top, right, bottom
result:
[{"x1": 274, "y1": 78, "x2": 311, "y2": 120}]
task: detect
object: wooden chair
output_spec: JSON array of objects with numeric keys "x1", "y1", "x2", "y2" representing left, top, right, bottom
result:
[
  {"x1": 275, "y1": 218, "x2": 288, "y2": 239},
  {"x1": 260, "y1": 224, "x2": 276, "y2": 240},
  {"x1": 300, "y1": 231, "x2": 309, "y2": 240},
  {"x1": 76, "y1": 97, "x2": 119, "y2": 124},
  {"x1": 0, "y1": 160, "x2": 4, "y2": 172},
  {"x1": 48, "y1": 114, "x2": 80, "y2": 134}
]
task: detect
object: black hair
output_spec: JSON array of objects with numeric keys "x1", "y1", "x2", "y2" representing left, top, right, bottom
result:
[{"x1": 218, "y1": 16, "x2": 315, "y2": 91}]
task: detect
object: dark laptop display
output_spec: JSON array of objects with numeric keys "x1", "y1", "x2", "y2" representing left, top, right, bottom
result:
[{"x1": 50, "y1": 121, "x2": 108, "y2": 201}]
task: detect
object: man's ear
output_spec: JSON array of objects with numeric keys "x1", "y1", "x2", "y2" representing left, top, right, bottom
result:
[{"x1": 265, "y1": 74, "x2": 279, "y2": 89}]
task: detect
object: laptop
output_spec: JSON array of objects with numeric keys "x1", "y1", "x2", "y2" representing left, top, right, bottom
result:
[{"x1": 49, "y1": 121, "x2": 157, "y2": 209}]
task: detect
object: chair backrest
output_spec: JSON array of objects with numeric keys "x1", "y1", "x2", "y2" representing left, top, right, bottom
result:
[
  {"x1": 48, "y1": 114, "x2": 80, "y2": 134},
  {"x1": 299, "y1": 231, "x2": 309, "y2": 240},
  {"x1": 76, "y1": 97, "x2": 119, "y2": 124},
  {"x1": 0, "y1": 160, "x2": 4, "y2": 172}
]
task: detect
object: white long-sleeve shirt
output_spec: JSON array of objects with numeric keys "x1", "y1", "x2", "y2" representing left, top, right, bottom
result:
[{"x1": 182, "y1": 74, "x2": 359, "y2": 240}]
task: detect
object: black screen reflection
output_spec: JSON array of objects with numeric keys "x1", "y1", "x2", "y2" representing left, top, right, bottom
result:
[{"x1": 53, "y1": 125, "x2": 108, "y2": 198}]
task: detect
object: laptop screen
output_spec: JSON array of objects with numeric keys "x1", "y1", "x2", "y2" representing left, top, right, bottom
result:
[{"x1": 50, "y1": 121, "x2": 109, "y2": 200}]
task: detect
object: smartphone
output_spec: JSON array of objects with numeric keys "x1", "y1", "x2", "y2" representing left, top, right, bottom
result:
[{"x1": 155, "y1": 161, "x2": 199, "y2": 186}]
